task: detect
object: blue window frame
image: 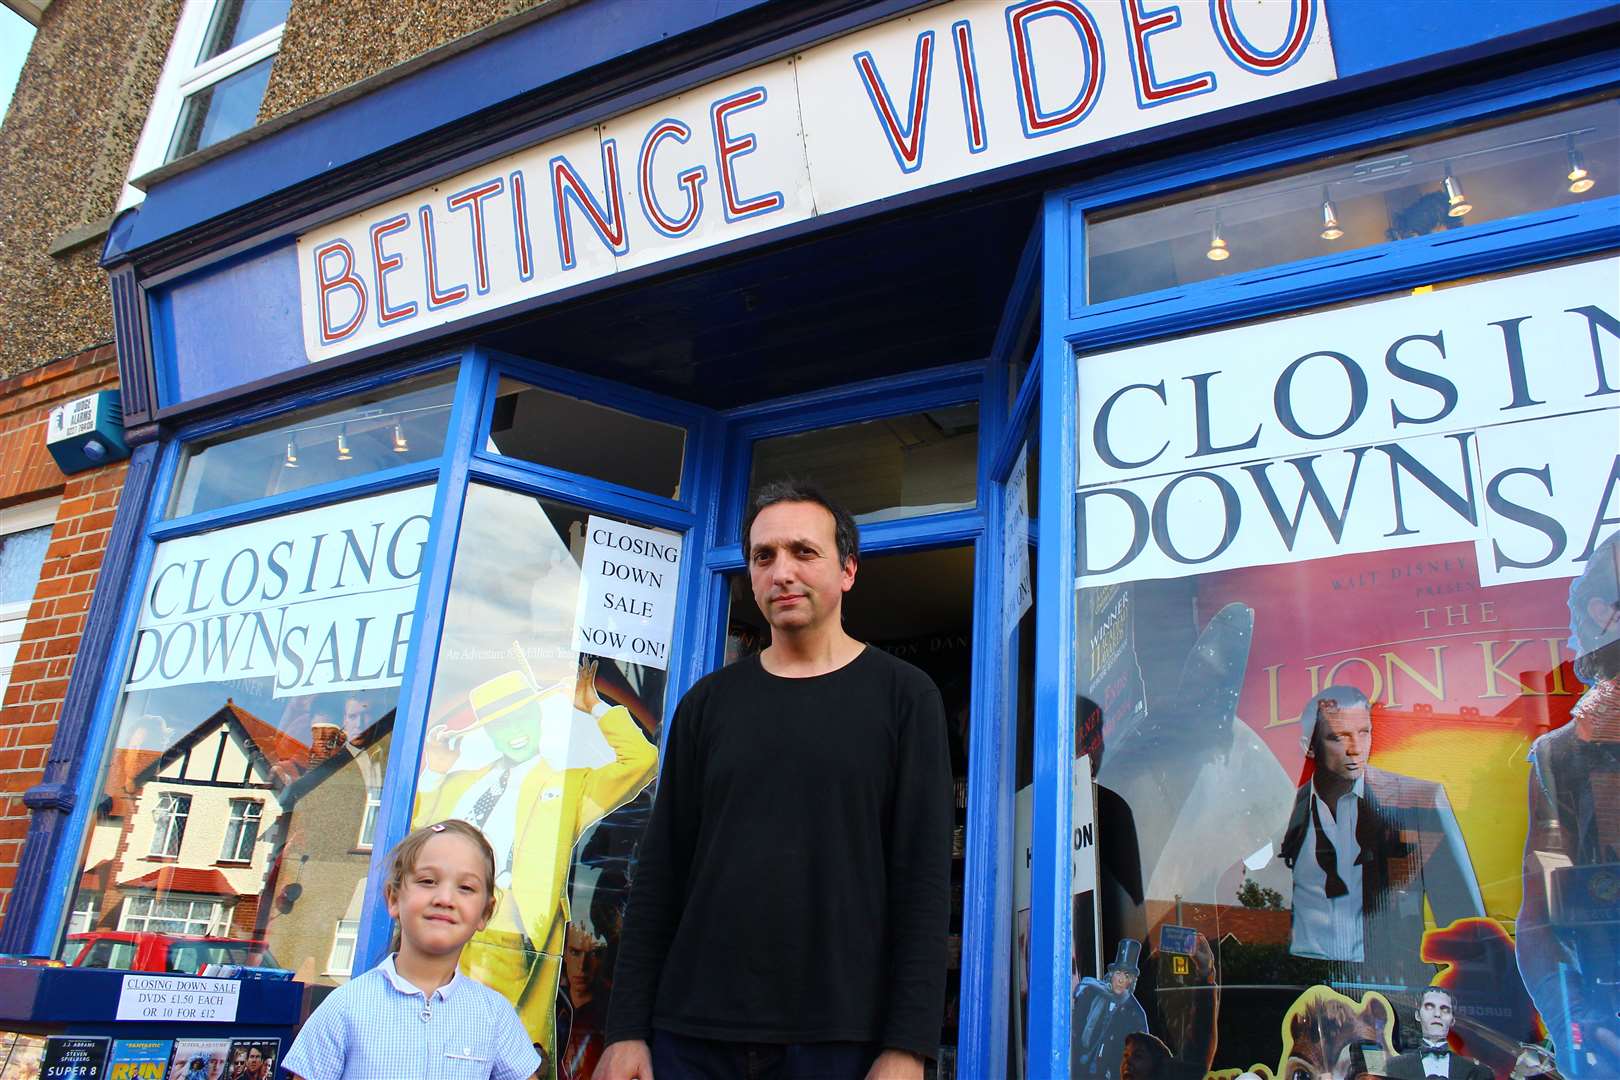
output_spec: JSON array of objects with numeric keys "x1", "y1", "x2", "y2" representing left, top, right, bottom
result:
[{"x1": 1030, "y1": 53, "x2": 1619, "y2": 1080}]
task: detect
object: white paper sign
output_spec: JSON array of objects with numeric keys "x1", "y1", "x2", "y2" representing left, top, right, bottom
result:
[
  {"x1": 1003, "y1": 443, "x2": 1033, "y2": 635},
  {"x1": 1014, "y1": 755, "x2": 1098, "y2": 910},
  {"x1": 298, "y1": 0, "x2": 1336, "y2": 361},
  {"x1": 1077, "y1": 257, "x2": 1620, "y2": 589},
  {"x1": 572, "y1": 516, "x2": 682, "y2": 670},
  {"x1": 116, "y1": 974, "x2": 240, "y2": 1023},
  {"x1": 125, "y1": 486, "x2": 434, "y2": 698}
]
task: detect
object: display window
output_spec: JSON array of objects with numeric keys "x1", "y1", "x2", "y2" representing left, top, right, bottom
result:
[
  {"x1": 415, "y1": 482, "x2": 679, "y2": 1077},
  {"x1": 1070, "y1": 242, "x2": 1617, "y2": 1076},
  {"x1": 60, "y1": 483, "x2": 435, "y2": 983}
]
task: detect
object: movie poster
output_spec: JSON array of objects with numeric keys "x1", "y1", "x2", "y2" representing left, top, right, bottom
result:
[
  {"x1": 414, "y1": 489, "x2": 672, "y2": 1075},
  {"x1": 39, "y1": 1038, "x2": 110, "y2": 1079},
  {"x1": 1073, "y1": 255, "x2": 1619, "y2": 1078},
  {"x1": 107, "y1": 1040, "x2": 173, "y2": 1080}
]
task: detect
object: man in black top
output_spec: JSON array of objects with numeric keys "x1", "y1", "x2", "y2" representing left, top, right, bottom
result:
[{"x1": 599, "y1": 482, "x2": 952, "y2": 1080}]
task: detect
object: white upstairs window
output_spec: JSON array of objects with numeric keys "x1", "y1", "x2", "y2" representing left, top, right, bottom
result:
[{"x1": 120, "y1": 0, "x2": 291, "y2": 209}]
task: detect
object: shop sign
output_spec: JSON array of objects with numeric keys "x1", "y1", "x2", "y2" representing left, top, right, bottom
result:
[
  {"x1": 115, "y1": 974, "x2": 240, "y2": 1023},
  {"x1": 1003, "y1": 443, "x2": 1033, "y2": 635},
  {"x1": 571, "y1": 515, "x2": 682, "y2": 670},
  {"x1": 125, "y1": 487, "x2": 434, "y2": 698},
  {"x1": 298, "y1": 0, "x2": 1335, "y2": 360},
  {"x1": 1076, "y1": 257, "x2": 1620, "y2": 589}
]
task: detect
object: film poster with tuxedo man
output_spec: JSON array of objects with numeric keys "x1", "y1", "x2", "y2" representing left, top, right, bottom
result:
[{"x1": 1070, "y1": 256, "x2": 1618, "y2": 1079}]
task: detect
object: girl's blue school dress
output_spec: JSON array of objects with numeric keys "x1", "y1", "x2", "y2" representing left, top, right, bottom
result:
[{"x1": 283, "y1": 955, "x2": 541, "y2": 1080}]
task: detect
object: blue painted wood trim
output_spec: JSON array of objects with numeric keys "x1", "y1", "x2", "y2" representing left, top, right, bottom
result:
[
  {"x1": 1, "y1": 442, "x2": 165, "y2": 954},
  {"x1": 464, "y1": 456, "x2": 699, "y2": 534},
  {"x1": 108, "y1": 265, "x2": 158, "y2": 433},
  {"x1": 957, "y1": 221, "x2": 1040, "y2": 1078},
  {"x1": 353, "y1": 351, "x2": 490, "y2": 972},
  {"x1": 1028, "y1": 190, "x2": 1078, "y2": 1079}
]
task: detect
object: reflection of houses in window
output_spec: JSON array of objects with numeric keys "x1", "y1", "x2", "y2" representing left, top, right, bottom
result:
[
  {"x1": 257, "y1": 715, "x2": 392, "y2": 985},
  {"x1": 78, "y1": 699, "x2": 309, "y2": 945},
  {"x1": 1144, "y1": 899, "x2": 1292, "y2": 951}
]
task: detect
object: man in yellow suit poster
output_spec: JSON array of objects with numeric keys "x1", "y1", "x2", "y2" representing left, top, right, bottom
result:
[{"x1": 415, "y1": 656, "x2": 657, "y2": 1075}]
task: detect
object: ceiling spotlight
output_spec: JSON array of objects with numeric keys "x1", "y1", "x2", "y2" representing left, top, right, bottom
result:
[
  {"x1": 336, "y1": 432, "x2": 353, "y2": 462},
  {"x1": 1320, "y1": 191, "x2": 1343, "y2": 241},
  {"x1": 1442, "y1": 167, "x2": 1472, "y2": 217},
  {"x1": 1206, "y1": 214, "x2": 1230, "y2": 262},
  {"x1": 392, "y1": 422, "x2": 409, "y2": 453},
  {"x1": 1567, "y1": 144, "x2": 1594, "y2": 194},
  {"x1": 284, "y1": 441, "x2": 299, "y2": 469}
]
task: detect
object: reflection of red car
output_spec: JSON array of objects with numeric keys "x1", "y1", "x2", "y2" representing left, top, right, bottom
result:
[{"x1": 65, "y1": 931, "x2": 275, "y2": 975}]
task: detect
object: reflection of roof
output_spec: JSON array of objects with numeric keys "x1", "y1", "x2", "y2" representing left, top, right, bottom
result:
[
  {"x1": 79, "y1": 858, "x2": 114, "y2": 892},
  {"x1": 120, "y1": 866, "x2": 237, "y2": 896},
  {"x1": 1145, "y1": 900, "x2": 1291, "y2": 948},
  {"x1": 133, "y1": 699, "x2": 310, "y2": 789}
]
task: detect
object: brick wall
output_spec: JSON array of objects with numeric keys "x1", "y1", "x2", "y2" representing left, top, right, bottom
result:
[{"x1": 0, "y1": 344, "x2": 123, "y2": 930}]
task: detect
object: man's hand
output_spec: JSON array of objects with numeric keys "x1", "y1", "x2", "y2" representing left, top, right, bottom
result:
[
  {"x1": 422, "y1": 723, "x2": 460, "y2": 774},
  {"x1": 864, "y1": 1049, "x2": 924, "y2": 1080},
  {"x1": 596, "y1": 1039, "x2": 654, "y2": 1080},
  {"x1": 576, "y1": 657, "x2": 603, "y2": 712}
]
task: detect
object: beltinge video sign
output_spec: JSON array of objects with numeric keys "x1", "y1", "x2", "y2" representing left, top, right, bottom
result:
[
  {"x1": 298, "y1": 0, "x2": 1335, "y2": 360},
  {"x1": 1076, "y1": 257, "x2": 1620, "y2": 589}
]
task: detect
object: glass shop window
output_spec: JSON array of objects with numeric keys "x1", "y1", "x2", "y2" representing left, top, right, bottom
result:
[
  {"x1": 168, "y1": 370, "x2": 454, "y2": 518},
  {"x1": 747, "y1": 404, "x2": 980, "y2": 528},
  {"x1": 487, "y1": 378, "x2": 687, "y2": 499},
  {"x1": 60, "y1": 485, "x2": 434, "y2": 984},
  {"x1": 1069, "y1": 252, "x2": 1618, "y2": 1078},
  {"x1": 416, "y1": 482, "x2": 675, "y2": 1068},
  {"x1": 1087, "y1": 96, "x2": 1617, "y2": 303}
]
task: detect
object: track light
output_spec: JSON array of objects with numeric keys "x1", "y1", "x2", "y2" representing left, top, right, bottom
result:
[
  {"x1": 336, "y1": 432, "x2": 352, "y2": 462},
  {"x1": 284, "y1": 441, "x2": 298, "y2": 468},
  {"x1": 1320, "y1": 190, "x2": 1343, "y2": 240},
  {"x1": 1442, "y1": 167, "x2": 1471, "y2": 217},
  {"x1": 392, "y1": 422, "x2": 409, "y2": 453},
  {"x1": 1206, "y1": 214, "x2": 1230, "y2": 261},
  {"x1": 1567, "y1": 143, "x2": 1594, "y2": 194}
]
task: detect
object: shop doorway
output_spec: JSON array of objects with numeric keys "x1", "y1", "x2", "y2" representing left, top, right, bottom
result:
[{"x1": 723, "y1": 544, "x2": 976, "y2": 1070}]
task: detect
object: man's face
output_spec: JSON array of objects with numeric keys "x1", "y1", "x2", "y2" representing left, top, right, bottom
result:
[
  {"x1": 342, "y1": 697, "x2": 371, "y2": 740},
  {"x1": 1416, "y1": 991, "x2": 1454, "y2": 1040},
  {"x1": 747, "y1": 501, "x2": 855, "y2": 637},
  {"x1": 1110, "y1": 969, "x2": 1134, "y2": 995},
  {"x1": 1312, "y1": 704, "x2": 1372, "y2": 782},
  {"x1": 229, "y1": 1051, "x2": 246, "y2": 1076},
  {"x1": 483, "y1": 701, "x2": 542, "y2": 763},
  {"x1": 246, "y1": 1048, "x2": 265, "y2": 1076},
  {"x1": 565, "y1": 930, "x2": 598, "y2": 1003}
]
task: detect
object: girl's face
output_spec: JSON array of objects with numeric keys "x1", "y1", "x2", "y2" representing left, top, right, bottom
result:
[{"x1": 387, "y1": 832, "x2": 493, "y2": 959}]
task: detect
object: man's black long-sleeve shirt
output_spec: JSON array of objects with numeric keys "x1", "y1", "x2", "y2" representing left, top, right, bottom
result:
[{"x1": 604, "y1": 645, "x2": 952, "y2": 1058}]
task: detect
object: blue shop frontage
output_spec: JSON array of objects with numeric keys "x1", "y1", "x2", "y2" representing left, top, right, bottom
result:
[{"x1": 2, "y1": 1, "x2": 1617, "y2": 1076}]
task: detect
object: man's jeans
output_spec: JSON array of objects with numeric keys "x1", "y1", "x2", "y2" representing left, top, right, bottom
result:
[{"x1": 649, "y1": 1029, "x2": 881, "y2": 1080}]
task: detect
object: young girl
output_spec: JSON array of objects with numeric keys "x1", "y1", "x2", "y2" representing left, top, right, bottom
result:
[{"x1": 283, "y1": 819, "x2": 542, "y2": 1080}]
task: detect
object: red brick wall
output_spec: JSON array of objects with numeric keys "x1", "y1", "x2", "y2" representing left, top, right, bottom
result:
[{"x1": 0, "y1": 345, "x2": 123, "y2": 931}]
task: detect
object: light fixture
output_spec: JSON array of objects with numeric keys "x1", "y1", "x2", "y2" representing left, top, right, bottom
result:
[
  {"x1": 1205, "y1": 213, "x2": 1230, "y2": 261},
  {"x1": 1567, "y1": 140, "x2": 1595, "y2": 194},
  {"x1": 1442, "y1": 166, "x2": 1472, "y2": 217},
  {"x1": 284, "y1": 441, "x2": 299, "y2": 468},
  {"x1": 336, "y1": 431, "x2": 352, "y2": 462},
  {"x1": 1320, "y1": 188, "x2": 1343, "y2": 240},
  {"x1": 392, "y1": 422, "x2": 409, "y2": 453}
]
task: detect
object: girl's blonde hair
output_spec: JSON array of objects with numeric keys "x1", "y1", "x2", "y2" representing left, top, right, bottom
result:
[{"x1": 385, "y1": 819, "x2": 498, "y2": 951}]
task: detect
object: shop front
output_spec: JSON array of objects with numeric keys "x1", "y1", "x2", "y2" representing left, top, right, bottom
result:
[{"x1": 0, "y1": 1, "x2": 1615, "y2": 1077}]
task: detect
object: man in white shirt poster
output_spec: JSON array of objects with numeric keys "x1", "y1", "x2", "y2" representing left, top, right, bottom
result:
[{"x1": 1278, "y1": 686, "x2": 1485, "y2": 990}]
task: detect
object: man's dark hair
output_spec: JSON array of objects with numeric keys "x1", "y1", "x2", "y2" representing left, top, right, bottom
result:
[{"x1": 741, "y1": 480, "x2": 860, "y2": 568}]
